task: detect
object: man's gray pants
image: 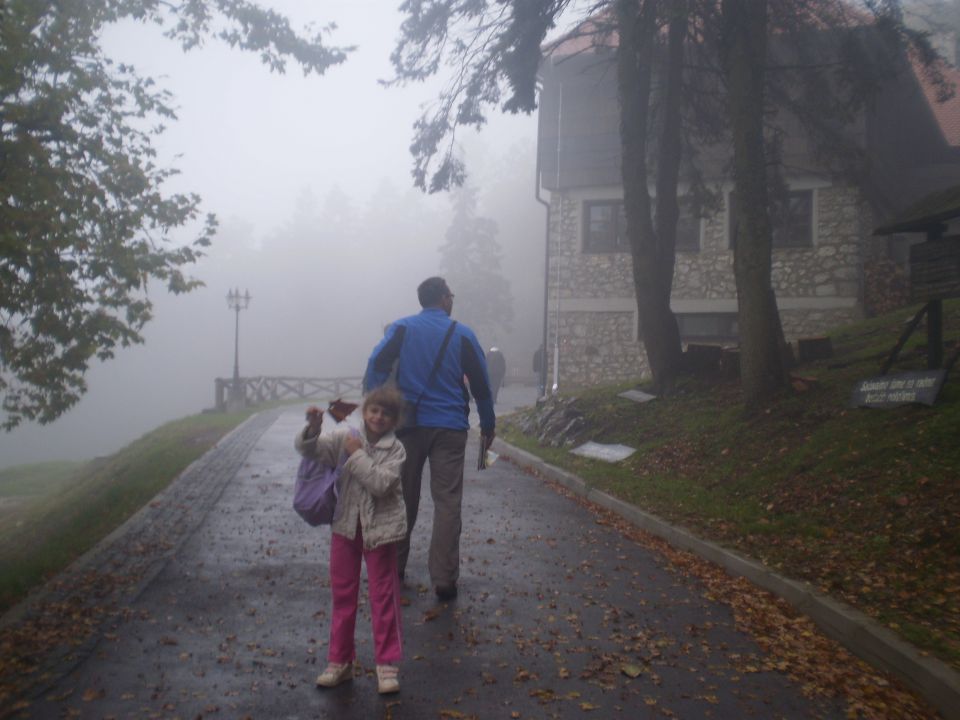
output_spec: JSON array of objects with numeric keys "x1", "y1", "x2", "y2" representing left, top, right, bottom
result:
[{"x1": 396, "y1": 427, "x2": 468, "y2": 588}]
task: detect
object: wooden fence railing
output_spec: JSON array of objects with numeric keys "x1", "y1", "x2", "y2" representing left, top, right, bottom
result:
[{"x1": 214, "y1": 376, "x2": 364, "y2": 412}]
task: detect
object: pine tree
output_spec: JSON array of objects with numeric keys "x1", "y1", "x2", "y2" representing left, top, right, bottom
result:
[{"x1": 439, "y1": 185, "x2": 514, "y2": 346}]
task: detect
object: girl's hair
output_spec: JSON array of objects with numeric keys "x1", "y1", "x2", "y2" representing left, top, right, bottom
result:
[{"x1": 362, "y1": 385, "x2": 405, "y2": 420}]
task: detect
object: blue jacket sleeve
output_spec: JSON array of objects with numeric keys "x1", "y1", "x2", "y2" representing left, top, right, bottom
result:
[
  {"x1": 461, "y1": 333, "x2": 496, "y2": 433},
  {"x1": 364, "y1": 324, "x2": 405, "y2": 393}
]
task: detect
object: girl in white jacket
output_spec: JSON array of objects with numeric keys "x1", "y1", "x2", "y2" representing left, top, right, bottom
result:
[{"x1": 295, "y1": 385, "x2": 407, "y2": 694}]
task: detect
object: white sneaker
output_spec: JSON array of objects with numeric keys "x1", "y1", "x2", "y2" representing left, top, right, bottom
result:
[
  {"x1": 376, "y1": 664, "x2": 400, "y2": 694},
  {"x1": 316, "y1": 662, "x2": 352, "y2": 687}
]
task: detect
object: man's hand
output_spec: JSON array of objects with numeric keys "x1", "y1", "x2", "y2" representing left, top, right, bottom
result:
[{"x1": 482, "y1": 431, "x2": 496, "y2": 451}]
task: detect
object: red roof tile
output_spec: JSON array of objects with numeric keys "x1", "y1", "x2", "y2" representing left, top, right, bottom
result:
[{"x1": 543, "y1": 12, "x2": 616, "y2": 59}]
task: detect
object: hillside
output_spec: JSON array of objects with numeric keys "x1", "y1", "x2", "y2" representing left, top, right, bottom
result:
[
  {"x1": 0, "y1": 411, "x2": 254, "y2": 613},
  {"x1": 501, "y1": 299, "x2": 960, "y2": 671}
]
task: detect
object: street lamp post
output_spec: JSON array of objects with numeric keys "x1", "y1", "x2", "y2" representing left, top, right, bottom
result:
[{"x1": 226, "y1": 288, "x2": 251, "y2": 409}]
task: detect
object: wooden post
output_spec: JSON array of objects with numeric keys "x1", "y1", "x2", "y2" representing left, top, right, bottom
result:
[
  {"x1": 880, "y1": 304, "x2": 929, "y2": 375},
  {"x1": 215, "y1": 379, "x2": 226, "y2": 412}
]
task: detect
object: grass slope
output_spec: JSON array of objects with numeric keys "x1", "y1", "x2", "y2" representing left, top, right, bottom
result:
[
  {"x1": 0, "y1": 463, "x2": 80, "y2": 499},
  {"x1": 502, "y1": 299, "x2": 960, "y2": 670},
  {"x1": 0, "y1": 410, "x2": 253, "y2": 613}
]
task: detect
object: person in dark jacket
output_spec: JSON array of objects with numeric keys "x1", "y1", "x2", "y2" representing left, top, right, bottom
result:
[
  {"x1": 364, "y1": 277, "x2": 495, "y2": 601},
  {"x1": 487, "y1": 347, "x2": 506, "y2": 404}
]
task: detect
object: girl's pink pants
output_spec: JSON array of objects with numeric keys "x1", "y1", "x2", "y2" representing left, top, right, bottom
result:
[{"x1": 327, "y1": 526, "x2": 403, "y2": 665}]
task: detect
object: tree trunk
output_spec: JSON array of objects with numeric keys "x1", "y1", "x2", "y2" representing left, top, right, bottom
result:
[
  {"x1": 720, "y1": 0, "x2": 788, "y2": 410},
  {"x1": 616, "y1": 0, "x2": 683, "y2": 395},
  {"x1": 654, "y1": 2, "x2": 687, "y2": 307}
]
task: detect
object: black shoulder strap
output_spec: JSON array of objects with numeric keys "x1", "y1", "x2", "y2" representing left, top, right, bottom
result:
[{"x1": 411, "y1": 321, "x2": 457, "y2": 411}]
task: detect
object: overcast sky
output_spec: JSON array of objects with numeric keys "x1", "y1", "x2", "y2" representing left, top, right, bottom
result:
[
  {"x1": 0, "y1": 1, "x2": 546, "y2": 468},
  {"x1": 105, "y1": 0, "x2": 538, "y2": 233}
]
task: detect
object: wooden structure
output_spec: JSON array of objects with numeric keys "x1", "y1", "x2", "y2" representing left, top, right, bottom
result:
[
  {"x1": 797, "y1": 336, "x2": 834, "y2": 363},
  {"x1": 874, "y1": 184, "x2": 960, "y2": 372},
  {"x1": 214, "y1": 376, "x2": 363, "y2": 412}
]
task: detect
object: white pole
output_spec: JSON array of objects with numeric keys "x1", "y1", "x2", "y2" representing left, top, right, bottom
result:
[
  {"x1": 552, "y1": 248, "x2": 561, "y2": 394},
  {"x1": 551, "y1": 83, "x2": 564, "y2": 395}
]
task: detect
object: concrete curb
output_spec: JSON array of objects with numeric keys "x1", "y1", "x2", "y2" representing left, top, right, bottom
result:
[{"x1": 495, "y1": 439, "x2": 960, "y2": 720}]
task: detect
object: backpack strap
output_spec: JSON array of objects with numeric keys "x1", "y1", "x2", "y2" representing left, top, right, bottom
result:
[{"x1": 409, "y1": 321, "x2": 457, "y2": 418}]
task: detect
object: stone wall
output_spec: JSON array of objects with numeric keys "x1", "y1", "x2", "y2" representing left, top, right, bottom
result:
[
  {"x1": 548, "y1": 310, "x2": 649, "y2": 388},
  {"x1": 672, "y1": 184, "x2": 866, "y2": 301},
  {"x1": 779, "y1": 307, "x2": 861, "y2": 339},
  {"x1": 544, "y1": 184, "x2": 873, "y2": 387},
  {"x1": 548, "y1": 193, "x2": 636, "y2": 299}
]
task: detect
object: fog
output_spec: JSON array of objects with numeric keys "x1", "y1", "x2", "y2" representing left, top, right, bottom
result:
[{"x1": 0, "y1": 1, "x2": 545, "y2": 468}]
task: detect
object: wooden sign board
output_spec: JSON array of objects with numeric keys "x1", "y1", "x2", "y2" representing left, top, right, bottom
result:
[
  {"x1": 850, "y1": 370, "x2": 946, "y2": 408},
  {"x1": 910, "y1": 238, "x2": 960, "y2": 302}
]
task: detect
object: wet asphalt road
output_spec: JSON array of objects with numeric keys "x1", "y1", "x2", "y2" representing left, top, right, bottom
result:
[{"x1": 19, "y1": 386, "x2": 850, "y2": 719}]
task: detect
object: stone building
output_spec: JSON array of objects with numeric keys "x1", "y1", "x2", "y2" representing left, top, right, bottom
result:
[{"x1": 535, "y1": 26, "x2": 960, "y2": 389}]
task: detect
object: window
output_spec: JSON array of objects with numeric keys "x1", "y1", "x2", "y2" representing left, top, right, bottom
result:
[
  {"x1": 773, "y1": 190, "x2": 814, "y2": 247},
  {"x1": 583, "y1": 198, "x2": 701, "y2": 253},
  {"x1": 675, "y1": 198, "x2": 702, "y2": 252},
  {"x1": 676, "y1": 313, "x2": 739, "y2": 341},
  {"x1": 583, "y1": 200, "x2": 627, "y2": 253},
  {"x1": 728, "y1": 189, "x2": 814, "y2": 249}
]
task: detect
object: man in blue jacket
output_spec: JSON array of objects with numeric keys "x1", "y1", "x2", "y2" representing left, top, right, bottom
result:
[{"x1": 364, "y1": 276, "x2": 496, "y2": 601}]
